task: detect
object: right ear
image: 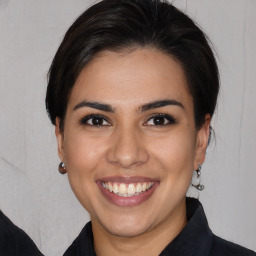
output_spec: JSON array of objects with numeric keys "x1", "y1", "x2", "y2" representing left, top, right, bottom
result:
[{"x1": 55, "y1": 117, "x2": 65, "y2": 161}]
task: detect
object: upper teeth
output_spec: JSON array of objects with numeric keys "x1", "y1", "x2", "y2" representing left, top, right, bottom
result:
[{"x1": 102, "y1": 182, "x2": 154, "y2": 197}]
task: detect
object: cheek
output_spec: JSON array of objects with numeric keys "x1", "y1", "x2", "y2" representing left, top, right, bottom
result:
[
  {"x1": 64, "y1": 131, "x2": 107, "y2": 177},
  {"x1": 150, "y1": 128, "x2": 196, "y2": 178},
  {"x1": 63, "y1": 132, "x2": 108, "y2": 210}
]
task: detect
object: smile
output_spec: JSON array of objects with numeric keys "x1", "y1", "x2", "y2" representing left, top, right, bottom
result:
[
  {"x1": 102, "y1": 182, "x2": 154, "y2": 197},
  {"x1": 97, "y1": 177, "x2": 158, "y2": 207}
]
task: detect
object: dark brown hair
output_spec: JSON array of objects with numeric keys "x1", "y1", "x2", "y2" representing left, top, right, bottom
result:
[{"x1": 46, "y1": 0, "x2": 219, "y2": 130}]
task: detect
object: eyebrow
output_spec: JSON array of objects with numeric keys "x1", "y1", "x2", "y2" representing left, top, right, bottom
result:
[
  {"x1": 140, "y1": 99, "x2": 184, "y2": 112},
  {"x1": 73, "y1": 99, "x2": 184, "y2": 113},
  {"x1": 73, "y1": 101, "x2": 115, "y2": 112}
]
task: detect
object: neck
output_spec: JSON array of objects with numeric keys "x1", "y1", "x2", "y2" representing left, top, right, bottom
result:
[{"x1": 92, "y1": 199, "x2": 187, "y2": 256}]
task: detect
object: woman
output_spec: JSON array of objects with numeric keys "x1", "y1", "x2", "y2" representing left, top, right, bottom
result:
[{"x1": 46, "y1": 0, "x2": 256, "y2": 255}]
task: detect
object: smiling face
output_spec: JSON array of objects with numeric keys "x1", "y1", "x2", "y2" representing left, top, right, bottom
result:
[{"x1": 56, "y1": 48, "x2": 210, "y2": 241}]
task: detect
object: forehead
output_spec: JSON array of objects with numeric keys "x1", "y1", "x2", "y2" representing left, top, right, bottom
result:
[{"x1": 68, "y1": 48, "x2": 192, "y2": 109}]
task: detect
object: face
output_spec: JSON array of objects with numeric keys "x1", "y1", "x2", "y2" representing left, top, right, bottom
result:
[{"x1": 56, "y1": 48, "x2": 210, "y2": 238}]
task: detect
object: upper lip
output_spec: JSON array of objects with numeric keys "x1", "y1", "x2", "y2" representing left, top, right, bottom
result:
[{"x1": 97, "y1": 176, "x2": 159, "y2": 184}]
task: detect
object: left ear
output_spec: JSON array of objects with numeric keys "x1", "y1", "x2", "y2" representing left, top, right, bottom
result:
[
  {"x1": 194, "y1": 114, "x2": 211, "y2": 170},
  {"x1": 55, "y1": 117, "x2": 65, "y2": 161}
]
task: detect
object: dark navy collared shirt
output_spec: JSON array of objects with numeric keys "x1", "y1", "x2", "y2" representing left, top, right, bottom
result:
[
  {"x1": 0, "y1": 210, "x2": 43, "y2": 256},
  {"x1": 64, "y1": 198, "x2": 256, "y2": 256}
]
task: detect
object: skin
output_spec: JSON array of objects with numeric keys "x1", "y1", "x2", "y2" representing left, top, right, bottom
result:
[{"x1": 55, "y1": 48, "x2": 210, "y2": 256}]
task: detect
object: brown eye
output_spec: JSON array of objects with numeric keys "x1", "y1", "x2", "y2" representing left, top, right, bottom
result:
[
  {"x1": 145, "y1": 114, "x2": 175, "y2": 126},
  {"x1": 152, "y1": 116, "x2": 166, "y2": 125},
  {"x1": 90, "y1": 117, "x2": 104, "y2": 126},
  {"x1": 80, "y1": 114, "x2": 111, "y2": 126}
]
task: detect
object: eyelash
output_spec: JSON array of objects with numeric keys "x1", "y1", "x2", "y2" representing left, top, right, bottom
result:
[
  {"x1": 79, "y1": 114, "x2": 111, "y2": 126},
  {"x1": 79, "y1": 113, "x2": 176, "y2": 127},
  {"x1": 145, "y1": 114, "x2": 176, "y2": 126}
]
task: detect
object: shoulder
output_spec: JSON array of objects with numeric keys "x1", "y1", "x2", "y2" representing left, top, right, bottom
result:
[
  {"x1": 0, "y1": 210, "x2": 43, "y2": 256},
  {"x1": 210, "y1": 234, "x2": 256, "y2": 256}
]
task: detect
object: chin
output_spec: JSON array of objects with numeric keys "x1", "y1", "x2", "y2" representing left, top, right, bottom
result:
[
  {"x1": 97, "y1": 212, "x2": 152, "y2": 238},
  {"x1": 105, "y1": 222, "x2": 149, "y2": 238}
]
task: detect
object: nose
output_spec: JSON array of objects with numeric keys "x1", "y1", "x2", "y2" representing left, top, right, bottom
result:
[{"x1": 106, "y1": 125, "x2": 149, "y2": 169}]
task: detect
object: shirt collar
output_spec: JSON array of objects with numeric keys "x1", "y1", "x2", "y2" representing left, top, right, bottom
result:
[
  {"x1": 160, "y1": 198, "x2": 213, "y2": 256},
  {"x1": 64, "y1": 198, "x2": 213, "y2": 256}
]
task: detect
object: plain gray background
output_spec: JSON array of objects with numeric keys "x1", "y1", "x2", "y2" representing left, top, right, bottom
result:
[{"x1": 0, "y1": 0, "x2": 255, "y2": 255}]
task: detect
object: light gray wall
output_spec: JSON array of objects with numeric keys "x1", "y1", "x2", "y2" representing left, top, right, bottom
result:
[{"x1": 0, "y1": 0, "x2": 255, "y2": 255}]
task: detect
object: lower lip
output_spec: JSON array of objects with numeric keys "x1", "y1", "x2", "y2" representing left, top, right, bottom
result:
[{"x1": 97, "y1": 181, "x2": 158, "y2": 207}]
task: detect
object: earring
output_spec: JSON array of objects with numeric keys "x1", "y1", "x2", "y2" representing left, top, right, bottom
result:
[
  {"x1": 58, "y1": 162, "x2": 67, "y2": 174},
  {"x1": 191, "y1": 163, "x2": 205, "y2": 191}
]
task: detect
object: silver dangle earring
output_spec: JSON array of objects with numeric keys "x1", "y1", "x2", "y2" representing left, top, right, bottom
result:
[
  {"x1": 58, "y1": 162, "x2": 67, "y2": 174},
  {"x1": 192, "y1": 163, "x2": 204, "y2": 191}
]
